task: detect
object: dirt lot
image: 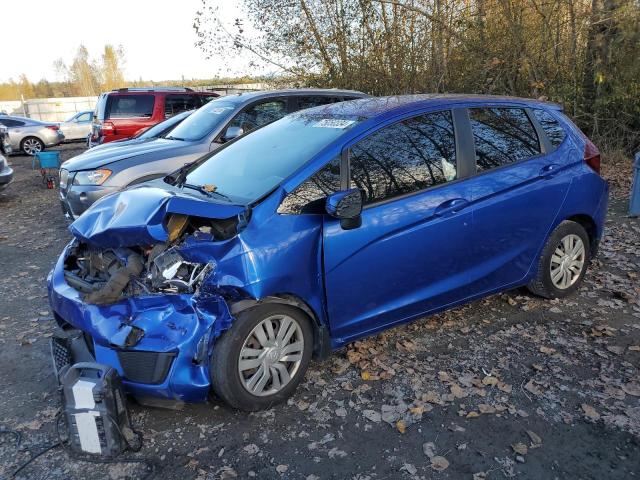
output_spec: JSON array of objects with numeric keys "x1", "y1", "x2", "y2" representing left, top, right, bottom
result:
[{"x1": 0, "y1": 144, "x2": 639, "y2": 480}]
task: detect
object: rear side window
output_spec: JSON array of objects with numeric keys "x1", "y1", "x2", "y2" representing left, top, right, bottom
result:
[
  {"x1": 164, "y1": 95, "x2": 200, "y2": 117},
  {"x1": 298, "y1": 96, "x2": 334, "y2": 110},
  {"x1": 0, "y1": 119, "x2": 25, "y2": 127},
  {"x1": 278, "y1": 156, "x2": 341, "y2": 214},
  {"x1": 531, "y1": 109, "x2": 566, "y2": 148},
  {"x1": 469, "y1": 108, "x2": 540, "y2": 171},
  {"x1": 107, "y1": 95, "x2": 155, "y2": 119},
  {"x1": 349, "y1": 110, "x2": 457, "y2": 205}
]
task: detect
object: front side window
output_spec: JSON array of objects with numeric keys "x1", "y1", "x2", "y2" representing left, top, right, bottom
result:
[
  {"x1": 531, "y1": 109, "x2": 566, "y2": 148},
  {"x1": 164, "y1": 95, "x2": 199, "y2": 117},
  {"x1": 469, "y1": 108, "x2": 540, "y2": 171},
  {"x1": 349, "y1": 110, "x2": 457, "y2": 205},
  {"x1": 278, "y1": 156, "x2": 341, "y2": 214},
  {"x1": 77, "y1": 112, "x2": 92, "y2": 122},
  {"x1": 227, "y1": 100, "x2": 287, "y2": 134},
  {"x1": 107, "y1": 95, "x2": 155, "y2": 119}
]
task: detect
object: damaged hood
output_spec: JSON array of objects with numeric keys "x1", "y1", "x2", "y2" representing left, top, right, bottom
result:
[
  {"x1": 69, "y1": 185, "x2": 246, "y2": 248},
  {"x1": 61, "y1": 138, "x2": 188, "y2": 171}
]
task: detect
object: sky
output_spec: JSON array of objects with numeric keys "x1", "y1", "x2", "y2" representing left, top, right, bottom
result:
[{"x1": 0, "y1": 0, "x2": 259, "y2": 83}]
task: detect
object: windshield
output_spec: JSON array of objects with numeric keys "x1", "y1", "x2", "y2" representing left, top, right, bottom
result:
[
  {"x1": 167, "y1": 99, "x2": 237, "y2": 141},
  {"x1": 182, "y1": 113, "x2": 362, "y2": 204},
  {"x1": 137, "y1": 111, "x2": 191, "y2": 139}
]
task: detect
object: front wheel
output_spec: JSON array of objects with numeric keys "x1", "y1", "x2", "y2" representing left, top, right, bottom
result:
[
  {"x1": 528, "y1": 220, "x2": 591, "y2": 299},
  {"x1": 210, "y1": 304, "x2": 313, "y2": 411}
]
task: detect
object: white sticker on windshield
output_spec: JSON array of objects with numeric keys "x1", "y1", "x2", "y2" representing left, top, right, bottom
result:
[
  {"x1": 210, "y1": 107, "x2": 233, "y2": 114},
  {"x1": 314, "y1": 119, "x2": 355, "y2": 129}
]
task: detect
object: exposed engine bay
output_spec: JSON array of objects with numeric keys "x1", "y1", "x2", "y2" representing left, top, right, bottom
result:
[{"x1": 63, "y1": 213, "x2": 240, "y2": 305}]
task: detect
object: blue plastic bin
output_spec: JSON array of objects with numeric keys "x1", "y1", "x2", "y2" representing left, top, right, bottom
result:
[{"x1": 34, "y1": 151, "x2": 61, "y2": 170}]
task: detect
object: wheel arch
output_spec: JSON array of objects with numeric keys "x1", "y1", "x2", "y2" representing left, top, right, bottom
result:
[
  {"x1": 20, "y1": 135, "x2": 45, "y2": 152},
  {"x1": 229, "y1": 293, "x2": 331, "y2": 360},
  {"x1": 565, "y1": 213, "x2": 599, "y2": 256}
]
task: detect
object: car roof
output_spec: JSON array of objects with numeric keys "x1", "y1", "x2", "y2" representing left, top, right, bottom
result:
[
  {"x1": 217, "y1": 88, "x2": 367, "y2": 106},
  {"x1": 307, "y1": 94, "x2": 563, "y2": 119},
  {"x1": 0, "y1": 115, "x2": 41, "y2": 124}
]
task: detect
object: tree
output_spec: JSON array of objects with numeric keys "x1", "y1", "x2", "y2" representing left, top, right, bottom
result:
[
  {"x1": 18, "y1": 74, "x2": 35, "y2": 99},
  {"x1": 194, "y1": 0, "x2": 640, "y2": 153},
  {"x1": 101, "y1": 44, "x2": 126, "y2": 91}
]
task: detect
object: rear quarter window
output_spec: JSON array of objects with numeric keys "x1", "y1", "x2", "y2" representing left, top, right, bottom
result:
[
  {"x1": 107, "y1": 95, "x2": 155, "y2": 119},
  {"x1": 531, "y1": 109, "x2": 567, "y2": 148}
]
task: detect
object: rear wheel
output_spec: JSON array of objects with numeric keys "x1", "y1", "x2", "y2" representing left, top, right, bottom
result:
[
  {"x1": 528, "y1": 220, "x2": 591, "y2": 298},
  {"x1": 210, "y1": 304, "x2": 313, "y2": 411},
  {"x1": 21, "y1": 136, "x2": 44, "y2": 155}
]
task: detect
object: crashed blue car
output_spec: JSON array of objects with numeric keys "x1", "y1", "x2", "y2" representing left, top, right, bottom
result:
[{"x1": 48, "y1": 95, "x2": 608, "y2": 411}]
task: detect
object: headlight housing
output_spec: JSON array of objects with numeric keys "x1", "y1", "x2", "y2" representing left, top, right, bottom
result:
[{"x1": 73, "y1": 169, "x2": 112, "y2": 185}]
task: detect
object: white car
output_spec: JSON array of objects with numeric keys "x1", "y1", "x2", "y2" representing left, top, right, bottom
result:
[{"x1": 58, "y1": 110, "x2": 94, "y2": 142}]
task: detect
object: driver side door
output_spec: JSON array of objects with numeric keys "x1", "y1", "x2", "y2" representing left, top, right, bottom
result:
[{"x1": 322, "y1": 110, "x2": 476, "y2": 342}]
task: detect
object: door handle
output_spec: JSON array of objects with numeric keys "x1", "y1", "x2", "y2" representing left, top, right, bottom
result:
[
  {"x1": 434, "y1": 198, "x2": 470, "y2": 217},
  {"x1": 539, "y1": 164, "x2": 560, "y2": 179}
]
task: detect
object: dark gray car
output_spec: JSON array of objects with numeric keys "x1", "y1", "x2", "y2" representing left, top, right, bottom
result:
[{"x1": 59, "y1": 89, "x2": 366, "y2": 219}]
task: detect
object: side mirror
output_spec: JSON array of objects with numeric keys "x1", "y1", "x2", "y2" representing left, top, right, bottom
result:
[
  {"x1": 326, "y1": 188, "x2": 363, "y2": 230},
  {"x1": 222, "y1": 126, "x2": 243, "y2": 142}
]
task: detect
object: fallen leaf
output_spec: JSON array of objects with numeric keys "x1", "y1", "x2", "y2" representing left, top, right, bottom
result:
[
  {"x1": 524, "y1": 380, "x2": 542, "y2": 396},
  {"x1": 606, "y1": 346, "x2": 625, "y2": 355},
  {"x1": 512, "y1": 443, "x2": 528, "y2": 455},
  {"x1": 466, "y1": 411, "x2": 480, "y2": 418},
  {"x1": 276, "y1": 464, "x2": 289, "y2": 474},
  {"x1": 478, "y1": 404, "x2": 496, "y2": 414},
  {"x1": 450, "y1": 383, "x2": 468, "y2": 398},
  {"x1": 482, "y1": 375, "x2": 498, "y2": 386},
  {"x1": 539, "y1": 346, "x2": 556, "y2": 354},
  {"x1": 363, "y1": 410, "x2": 381, "y2": 423},
  {"x1": 622, "y1": 383, "x2": 640, "y2": 397},
  {"x1": 423, "y1": 442, "x2": 436, "y2": 458},
  {"x1": 629, "y1": 345, "x2": 640, "y2": 352},
  {"x1": 526, "y1": 430, "x2": 542, "y2": 446},
  {"x1": 431, "y1": 456, "x2": 449, "y2": 472},
  {"x1": 581, "y1": 404, "x2": 600, "y2": 420},
  {"x1": 396, "y1": 420, "x2": 406, "y2": 434}
]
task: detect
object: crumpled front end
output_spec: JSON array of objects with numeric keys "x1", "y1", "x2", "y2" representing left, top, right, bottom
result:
[{"x1": 47, "y1": 187, "x2": 248, "y2": 404}]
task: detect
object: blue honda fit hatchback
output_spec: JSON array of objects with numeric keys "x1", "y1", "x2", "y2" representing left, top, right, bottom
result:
[{"x1": 48, "y1": 95, "x2": 608, "y2": 410}]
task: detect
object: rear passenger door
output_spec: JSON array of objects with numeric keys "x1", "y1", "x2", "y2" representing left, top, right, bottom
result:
[{"x1": 464, "y1": 106, "x2": 573, "y2": 293}]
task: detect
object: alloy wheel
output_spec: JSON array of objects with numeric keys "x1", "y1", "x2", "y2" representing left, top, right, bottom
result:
[
  {"x1": 238, "y1": 314, "x2": 304, "y2": 397},
  {"x1": 550, "y1": 233, "x2": 585, "y2": 289},
  {"x1": 23, "y1": 138, "x2": 42, "y2": 155}
]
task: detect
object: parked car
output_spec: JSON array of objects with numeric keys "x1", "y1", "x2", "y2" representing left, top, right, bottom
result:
[
  {"x1": 87, "y1": 109, "x2": 193, "y2": 152},
  {"x1": 59, "y1": 89, "x2": 366, "y2": 219},
  {"x1": 48, "y1": 94, "x2": 607, "y2": 410},
  {"x1": 58, "y1": 110, "x2": 94, "y2": 142},
  {"x1": 90, "y1": 87, "x2": 218, "y2": 146},
  {"x1": 0, "y1": 124, "x2": 11, "y2": 155},
  {"x1": 0, "y1": 116, "x2": 64, "y2": 155},
  {"x1": 0, "y1": 154, "x2": 13, "y2": 191}
]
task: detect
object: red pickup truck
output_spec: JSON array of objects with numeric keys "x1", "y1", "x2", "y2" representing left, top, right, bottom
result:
[{"x1": 90, "y1": 87, "x2": 218, "y2": 145}]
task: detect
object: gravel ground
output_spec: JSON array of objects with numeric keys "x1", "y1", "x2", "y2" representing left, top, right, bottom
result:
[{"x1": 0, "y1": 144, "x2": 639, "y2": 480}]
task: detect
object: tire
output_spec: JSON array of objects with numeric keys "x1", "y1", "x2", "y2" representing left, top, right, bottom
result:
[
  {"x1": 528, "y1": 220, "x2": 591, "y2": 299},
  {"x1": 210, "y1": 304, "x2": 314, "y2": 411},
  {"x1": 21, "y1": 136, "x2": 44, "y2": 156}
]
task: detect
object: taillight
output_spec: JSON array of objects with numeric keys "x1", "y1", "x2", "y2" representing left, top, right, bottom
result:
[
  {"x1": 101, "y1": 121, "x2": 115, "y2": 135},
  {"x1": 45, "y1": 125, "x2": 59, "y2": 131},
  {"x1": 584, "y1": 139, "x2": 601, "y2": 174}
]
